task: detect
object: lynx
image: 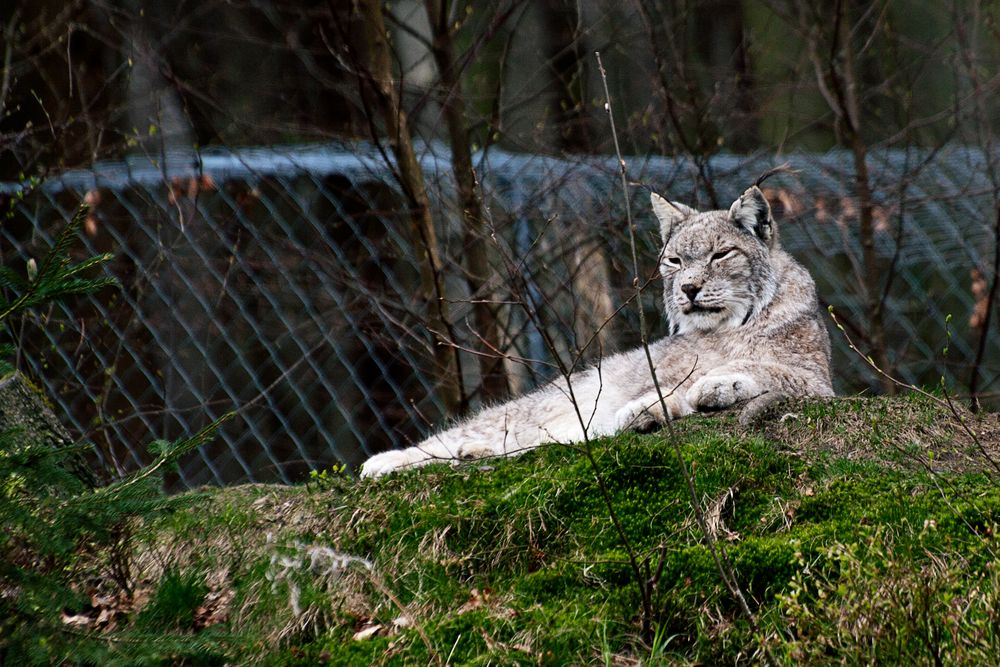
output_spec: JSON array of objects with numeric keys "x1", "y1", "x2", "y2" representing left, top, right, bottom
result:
[{"x1": 361, "y1": 185, "x2": 834, "y2": 478}]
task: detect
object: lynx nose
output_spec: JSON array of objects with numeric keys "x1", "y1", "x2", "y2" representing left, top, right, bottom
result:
[{"x1": 680, "y1": 283, "x2": 701, "y2": 301}]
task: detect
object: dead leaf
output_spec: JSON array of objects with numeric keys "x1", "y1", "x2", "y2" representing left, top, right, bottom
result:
[
  {"x1": 458, "y1": 587, "x2": 492, "y2": 614},
  {"x1": 970, "y1": 269, "x2": 989, "y2": 329},
  {"x1": 873, "y1": 204, "x2": 893, "y2": 233},
  {"x1": 763, "y1": 187, "x2": 804, "y2": 219},
  {"x1": 705, "y1": 488, "x2": 739, "y2": 541},
  {"x1": 166, "y1": 175, "x2": 215, "y2": 206},
  {"x1": 194, "y1": 588, "x2": 233, "y2": 629},
  {"x1": 84, "y1": 214, "x2": 99, "y2": 237},
  {"x1": 60, "y1": 611, "x2": 92, "y2": 627}
]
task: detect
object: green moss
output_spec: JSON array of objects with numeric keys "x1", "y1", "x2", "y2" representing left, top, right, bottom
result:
[{"x1": 90, "y1": 396, "x2": 1000, "y2": 665}]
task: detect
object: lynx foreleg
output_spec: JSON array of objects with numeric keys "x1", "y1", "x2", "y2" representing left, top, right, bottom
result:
[
  {"x1": 686, "y1": 360, "x2": 829, "y2": 412},
  {"x1": 686, "y1": 371, "x2": 763, "y2": 411},
  {"x1": 361, "y1": 407, "x2": 532, "y2": 479},
  {"x1": 360, "y1": 436, "x2": 461, "y2": 478}
]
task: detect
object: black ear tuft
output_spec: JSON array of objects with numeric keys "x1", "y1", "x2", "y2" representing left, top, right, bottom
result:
[{"x1": 727, "y1": 186, "x2": 773, "y2": 245}]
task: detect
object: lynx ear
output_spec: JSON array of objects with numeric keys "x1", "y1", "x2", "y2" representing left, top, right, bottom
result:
[
  {"x1": 650, "y1": 192, "x2": 698, "y2": 243},
  {"x1": 728, "y1": 186, "x2": 774, "y2": 246}
]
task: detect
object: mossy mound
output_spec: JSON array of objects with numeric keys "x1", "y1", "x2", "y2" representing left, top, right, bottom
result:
[{"x1": 46, "y1": 395, "x2": 1000, "y2": 664}]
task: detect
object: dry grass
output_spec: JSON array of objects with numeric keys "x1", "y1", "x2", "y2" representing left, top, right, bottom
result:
[{"x1": 755, "y1": 396, "x2": 1000, "y2": 473}]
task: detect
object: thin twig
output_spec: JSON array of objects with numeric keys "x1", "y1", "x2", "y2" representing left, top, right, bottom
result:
[
  {"x1": 365, "y1": 572, "x2": 442, "y2": 666},
  {"x1": 595, "y1": 50, "x2": 764, "y2": 650}
]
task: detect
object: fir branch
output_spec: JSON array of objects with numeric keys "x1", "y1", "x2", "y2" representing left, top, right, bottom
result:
[
  {"x1": 0, "y1": 204, "x2": 116, "y2": 324},
  {"x1": 88, "y1": 413, "x2": 234, "y2": 501}
]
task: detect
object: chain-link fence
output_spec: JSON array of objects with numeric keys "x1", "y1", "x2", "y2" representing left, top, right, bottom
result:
[{"x1": 0, "y1": 142, "x2": 997, "y2": 488}]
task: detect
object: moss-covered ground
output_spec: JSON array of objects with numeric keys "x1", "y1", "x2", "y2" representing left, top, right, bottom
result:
[{"x1": 47, "y1": 395, "x2": 1000, "y2": 664}]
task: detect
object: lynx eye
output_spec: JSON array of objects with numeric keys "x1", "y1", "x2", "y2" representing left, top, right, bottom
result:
[
  {"x1": 664, "y1": 256, "x2": 682, "y2": 267},
  {"x1": 710, "y1": 248, "x2": 735, "y2": 262}
]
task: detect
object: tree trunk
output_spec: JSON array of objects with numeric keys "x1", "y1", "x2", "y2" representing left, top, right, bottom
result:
[
  {"x1": 836, "y1": 4, "x2": 893, "y2": 394},
  {"x1": 424, "y1": 0, "x2": 509, "y2": 402},
  {"x1": 356, "y1": 0, "x2": 465, "y2": 414},
  {"x1": 0, "y1": 371, "x2": 94, "y2": 485},
  {"x1": 803, "y1": 0, "x2": 893, "y2": 393},
  {"x1": 849, "y1": 133, "x2": 893, "y2": 392}
]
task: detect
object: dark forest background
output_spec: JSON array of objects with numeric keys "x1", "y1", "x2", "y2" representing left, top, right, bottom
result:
[
  {"x1": 3, "y1": 1, "x2": 983, "y2": 174},
  {"x1": 1, "y1": 1, "x2": 999, "y2": 484}
]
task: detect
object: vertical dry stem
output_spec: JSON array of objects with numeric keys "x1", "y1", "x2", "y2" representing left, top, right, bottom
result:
[{"x1": 595, "y1": 51, "x2": 764, "y2": 653}]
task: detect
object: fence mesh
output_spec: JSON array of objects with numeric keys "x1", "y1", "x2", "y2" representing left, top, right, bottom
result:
[{"x1": 1, "y1": 142, "x2": 997, "y2": 488}]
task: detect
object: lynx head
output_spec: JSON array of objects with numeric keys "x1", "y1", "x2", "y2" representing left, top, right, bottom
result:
[{"x1": 651, "y1": 187, "x2": 779, "y2": 335}]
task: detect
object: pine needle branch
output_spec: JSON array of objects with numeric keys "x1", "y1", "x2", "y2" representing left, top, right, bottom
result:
[{"x1": 0, "y1": 204, "x2": 116, "y2": 324}]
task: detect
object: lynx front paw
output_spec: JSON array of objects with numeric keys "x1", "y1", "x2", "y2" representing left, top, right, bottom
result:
[
  {"x1": 686, "y1": 373, "x2": 761, "y2": 411},
  {"x1": 360, "y1": 449, "x2": 426, "y2": 479}
]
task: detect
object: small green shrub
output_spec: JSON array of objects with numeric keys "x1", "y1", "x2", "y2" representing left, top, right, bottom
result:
[
  {"x1": 137, "y1": 569, "x2": 209, "y2": 632},
  {"x1": 0, "y1": 208, "x2": 235, "y2": 665},
  {"x1": 773, "y1": 534, "x2": 1000, "y2": 664}
]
